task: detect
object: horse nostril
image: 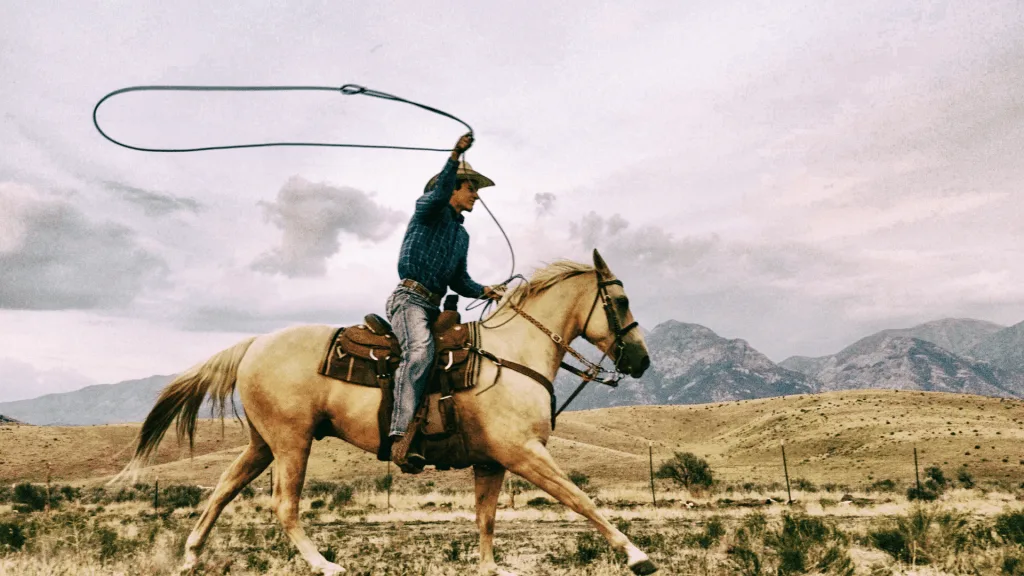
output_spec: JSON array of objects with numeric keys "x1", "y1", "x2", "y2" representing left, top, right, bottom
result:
[{"x1": 639, "y1": 356, "x2": 650, "y2": 372}]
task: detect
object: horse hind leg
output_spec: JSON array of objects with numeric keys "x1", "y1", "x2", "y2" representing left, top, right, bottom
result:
[
  {"x1": 473, "y1": 464, "x2": 517, "y2": 576},
  {"x1": 181, "y1": 429, "x2": 273, "y2": 572},
  {"x1": 503, "y1": 440, "x2": 658, "y2": 575},
  {"x1": 271, "y1": 437, "x2": 345, "y2": 575}
]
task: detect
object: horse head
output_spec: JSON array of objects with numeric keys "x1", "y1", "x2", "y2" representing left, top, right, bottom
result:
[{"x1": 584, "y1": 249, "x2": 651, "y2": 379}]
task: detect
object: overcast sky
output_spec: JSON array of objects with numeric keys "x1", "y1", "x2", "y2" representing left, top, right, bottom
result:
[{"x1": 2, "y1": 1, "x2": 1023, "y2": 402}]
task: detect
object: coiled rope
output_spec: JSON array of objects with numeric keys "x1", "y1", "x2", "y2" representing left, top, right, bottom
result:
[{"x1": 92, "y1": 82, "x2": 516, "y2": 290}]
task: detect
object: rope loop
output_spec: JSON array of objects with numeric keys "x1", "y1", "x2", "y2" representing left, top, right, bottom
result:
[
  {"x1": 92, "y1": 83, "x2": 472, "y2": 153},
  {"x1": 339, "y1": 84, "x2": 367, "y2": 95}
]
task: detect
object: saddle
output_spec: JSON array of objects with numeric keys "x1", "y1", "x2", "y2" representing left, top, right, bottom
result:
[{"x1": 318, "y1": 307, "x2": 487, "y2": 470}]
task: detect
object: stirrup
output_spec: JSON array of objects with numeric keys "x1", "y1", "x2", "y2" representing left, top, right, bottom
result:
[{"x1": 390, "y1": 433, "x2": 425, "y2": 474}]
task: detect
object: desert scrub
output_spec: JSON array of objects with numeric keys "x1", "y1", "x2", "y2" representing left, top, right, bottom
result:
[
  {"x1": 729, "y1": 512, "x2": 854, "y2": 576},
  {"x1": 0, "y1": 519, "x2": 26, "y2": 554},
  {"x1": 160, "y1": 484, "x2": 205, "y2": 509},
  {"x1": 867, "y1": 505, "x2": 995, "y2": 572}
]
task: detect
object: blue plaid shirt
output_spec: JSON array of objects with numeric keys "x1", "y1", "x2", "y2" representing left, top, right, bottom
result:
[{"x1": 397, "y1": 158, "x2": 485, "y2": 299}]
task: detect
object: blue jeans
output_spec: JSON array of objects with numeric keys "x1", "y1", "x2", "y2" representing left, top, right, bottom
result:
[{"x1": 386, "y1": 286, "x2": 439, "y2": 436}]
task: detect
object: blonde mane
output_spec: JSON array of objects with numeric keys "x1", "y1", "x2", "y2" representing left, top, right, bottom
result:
[{"x1": 499, "y1": 260, "x2": 596, "y2": 310}]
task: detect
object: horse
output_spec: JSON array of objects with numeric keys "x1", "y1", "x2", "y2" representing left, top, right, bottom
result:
[{"x1": 116, "y1": 249, "x2": 656, "y2": 575}]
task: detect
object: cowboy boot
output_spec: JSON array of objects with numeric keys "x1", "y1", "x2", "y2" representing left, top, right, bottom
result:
[{"x1": 390, "y1": 432, "x2": 425, "y2": 474}]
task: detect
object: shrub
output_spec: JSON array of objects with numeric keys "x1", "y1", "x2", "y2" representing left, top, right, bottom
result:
[
  {"x1": 161, "y1": 485, "x2": 204, "y2": 509},
  {"x1": 924, "y1": 466, "x2": 947, "y2": 492},
  {"x1": 505, "y1": 477, "x2": 532, "y2": 509},
  {"x1": 957, "y1": 468, "x2": 975, "y2": 489},
  {"x1": 94, "y1": 526, "x2": 139, "y2": 563},
  {"x1": 793, "y1": 478, "x2": 818, "y2": 493},
  {"x1": 374, "y1": 474, "x2": 393, "y2": 493},
  {"x1": 995, "y1": 511, "x2": 1024, "y2": 546},
  {"x1": 567, "y1": 470, "x2": 590, "y2": 489},
  {"x1": 906, "y1": 486, "x2": 939, "y2": 502},
  {"x1": 305, "y1": 480, "x2": 337, "y2": 497},
  {"x1": 728, "y1": 543, "x2": 762, "y2": 576},
  {"x1": 655, "y1": 452, "x2": 713, "y2": 491},
  {"x1": 0, "y1": 520, "x2": 26, "y2": 554},
  {"x1": 868, "y1": 507, "x2": 933, "y2": 565},
  {"x1": 14, "y1": 482, "x2": 51, "y2": 511},
  {"x1": 570, "y1": 532, "x2": 607, "y2": 565},
  {"x1": 527, "y1": 496, "x2": 554, "y2": 508},
  {"x1": 692, "y1": 516, "x2": 726, "y2": 549},
  {"x1": 764, "y1": 514, "x2": 854, "y2": 575},
  {"x1": 868, "y1": 479, "x2": 897, "y2": 493},
  {"x1": 330, "y1": 483, "x2": 354, "y2": 508}
]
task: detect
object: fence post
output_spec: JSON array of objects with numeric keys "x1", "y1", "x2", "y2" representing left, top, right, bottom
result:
[
  {"x1": 648, "y1": 441, "x2": 657, "y2": 508},
  {"x1": 914, "y1": 447, "x2": 921, "y2": 493},
  {"x1": 781, "y1": 440, "x2": 792, "y2": 504},
  {"x1": 45, "y1": 461, "x2": 51, "y2": 514}
]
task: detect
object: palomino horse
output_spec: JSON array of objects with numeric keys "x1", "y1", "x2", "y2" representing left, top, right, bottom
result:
[{"x1": 118, "y1": 250, "x2": 655, "y2": 575}]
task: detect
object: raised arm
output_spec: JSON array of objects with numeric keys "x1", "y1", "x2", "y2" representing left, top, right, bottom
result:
[{"x1": 414, "y1": 133, "x2": 474, "y2": 220}]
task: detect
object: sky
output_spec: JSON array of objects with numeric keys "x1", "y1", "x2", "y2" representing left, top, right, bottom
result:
[{"x1": 2, "y1": 1, "x2": 1024, "y2": 402}]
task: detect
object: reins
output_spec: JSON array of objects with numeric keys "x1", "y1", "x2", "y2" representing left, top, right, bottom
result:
[{"x1": 492, "y1": 272, "x2": 641, "y2": 419}]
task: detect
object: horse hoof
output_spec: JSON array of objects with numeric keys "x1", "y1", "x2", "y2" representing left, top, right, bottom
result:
[
  {"x1": 630, "y1": 559, "x2": 658, "y2": 575},
  {"x1": 319, "y1": 561, "x2": 346, "y2": 575}
]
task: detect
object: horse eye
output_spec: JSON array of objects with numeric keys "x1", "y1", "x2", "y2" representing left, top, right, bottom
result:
[{"x1": 618, "y1": 297, "x2": 629, "y2": 309}]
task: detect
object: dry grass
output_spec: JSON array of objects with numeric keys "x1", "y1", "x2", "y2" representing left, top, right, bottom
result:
[
  {"x1": 2, "y1": 483, "x2": 1024, "y2": 575},
  {"x1": 4, "y1": 390, "x2": 1024, "y2": 574}
]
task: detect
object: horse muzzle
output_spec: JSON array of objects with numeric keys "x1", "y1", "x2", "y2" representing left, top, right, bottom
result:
[{"x1": 617, "y1": 353, "x2": 650, "y2": 379}]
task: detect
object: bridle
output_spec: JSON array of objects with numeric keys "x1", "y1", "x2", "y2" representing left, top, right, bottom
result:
[{"x1": 504, "y1": 270, "x2": 641, "y2": 416}]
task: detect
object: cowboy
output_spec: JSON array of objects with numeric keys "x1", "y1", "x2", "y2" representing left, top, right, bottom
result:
[{"x1": 387, "y1": 132, "x2": 501, "y2": 470}]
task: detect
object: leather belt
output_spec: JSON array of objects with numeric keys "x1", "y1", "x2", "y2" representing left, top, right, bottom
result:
[{"x1": 399, "y1": 279, "x2": 442, "y2": 307}]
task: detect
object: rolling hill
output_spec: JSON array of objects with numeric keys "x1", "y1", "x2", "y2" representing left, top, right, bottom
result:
[
  {"x1": 4, "y1": 390, "x2": 1023, "y2": 493},
  {"x1": 5, "y1": 316, "x2": 1024, "y2": 425}
]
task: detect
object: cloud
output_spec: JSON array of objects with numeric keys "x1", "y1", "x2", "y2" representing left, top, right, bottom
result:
[
  {"x1": 103, "y1": 181, "x2": 202, "y2": 216},
  {"x1": 0, "y1": 183, "x2": 167, "y2": 310},
  {"x1": 0, "y1": 357, "x2": 95, "y2": 403},
  {"x1": 569, "y1": 211, "x2": 717, "y2": 271},
  {"x1": 534, "y1": 192, "x2": 556, "y2": 216},
  {"x1": 178, "y1": 304, "x2": 366, "y2": 334},
  {"x1": 252, "y1": 177, "x2": 405, "y2": 278}
]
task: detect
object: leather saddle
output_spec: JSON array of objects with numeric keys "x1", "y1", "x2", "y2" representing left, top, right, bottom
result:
[{"x1": 319, "y1": 307, "x2": 484, "y2": 470}]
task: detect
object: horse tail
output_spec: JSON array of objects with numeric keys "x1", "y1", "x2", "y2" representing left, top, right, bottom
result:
[{"x1": 111, "y1": 336, "x2": 258, "y2": 483}]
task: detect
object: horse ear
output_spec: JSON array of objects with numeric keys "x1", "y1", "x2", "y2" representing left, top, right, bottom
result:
[{"x1": 593, "y1": 249, "x2": 612, "y2": 277}]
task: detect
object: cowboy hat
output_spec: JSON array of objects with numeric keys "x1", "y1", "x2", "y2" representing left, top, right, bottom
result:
[{"x1": 423, "y1": 160, "x2": 495, "y2": 193}]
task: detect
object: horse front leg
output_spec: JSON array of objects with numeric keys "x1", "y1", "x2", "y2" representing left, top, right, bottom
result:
[
  {"x1": 473, "y1": 464, "x2": 516, "y2": 576},
  {"x1": 503, "y1": 440, "x2": 658, "y2": 575},
  {"x1": 272, "y1": 439, "x2": 345, "y2": 575}
]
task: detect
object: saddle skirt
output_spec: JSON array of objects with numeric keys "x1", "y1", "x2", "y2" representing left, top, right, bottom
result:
[{"x1": 318, "y1": 310, "x2": 486, "y2": 470}]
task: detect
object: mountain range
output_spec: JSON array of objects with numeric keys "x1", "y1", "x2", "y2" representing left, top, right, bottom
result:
[{"x1": 3, "y1": 317, "x2": 1024, "y2": 425}]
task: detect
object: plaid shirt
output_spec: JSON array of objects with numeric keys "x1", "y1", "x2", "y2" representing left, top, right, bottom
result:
[{"x1": 397, "y1": 158, "x2": 485, "y2": 299}]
